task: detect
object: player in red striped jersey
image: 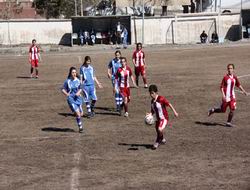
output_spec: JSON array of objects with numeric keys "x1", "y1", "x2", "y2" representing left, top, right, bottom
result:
[
  {"x1": 132, "y1": 43, "x2": 148, "y2": 88},
  {"x1": 114, "y1": 57, "x2": 138, "y2": 117},
  {"x1": 147, "y1": 84, "x2": 178, "y2": 149},
  {"x1": 208, "y1": 64, "x2": 248, "y2": 127},
  {"x1": 29, "y1": 39, "x2": 41, "y2": 78}
]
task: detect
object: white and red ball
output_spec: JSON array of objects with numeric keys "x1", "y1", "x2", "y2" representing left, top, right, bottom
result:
[{"x1": 144, "y1": 114, "x2": 155, "y2": 125}]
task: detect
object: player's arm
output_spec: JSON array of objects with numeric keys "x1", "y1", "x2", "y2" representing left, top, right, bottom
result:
[
  {"x1": 132, "y1": 52, "x2": 136, "y2": 66},
  {"x1": 169, "y1": 103, "x2": 178, "y2": 117},
  {"x1": 38, "y1": 47, "x2": 42, "y2": 62},
  {"x1": 61, "y1": 89, "x2": 69, "y2": 97},
  {"x1": 29, "y1": 48, "x2": 32, "y2": 63},
  {"x1": 75, "y1": 87, "x2": 82, "y2": 96},
  {"x1": 129, "y1": 68, "x2": 138, "y2": 88},
  {"x1": 236, "y1": 77, "x2": 248, "y2": 95},
  {"x1": 107, "y1": 68, "x2": 112, "y2": 79},
  {"x1": 220, "y1": 78, "x2": 226, "y2": 101},
  {"x1": 107, "y1": 62, "x2": 112, "y2": 79},
  {"x1": 131, "y1": 75, "x2": 138, "y2": 88},
  {"x1": 238, "y1": 85, "x2": 248, "y2": 95},
  {"x1": 114, "y1": 71, "x2": 119, "y2": 94},
  {"x1": 94, "y1": 77, "x2": 103, "y2": 88}
]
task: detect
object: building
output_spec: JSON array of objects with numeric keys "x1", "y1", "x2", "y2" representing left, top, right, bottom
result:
[{"x1": 0, "y1": 0, "x2": 40, "y2": 19}]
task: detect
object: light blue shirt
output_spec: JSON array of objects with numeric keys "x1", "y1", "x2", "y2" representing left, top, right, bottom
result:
[{"x1": 80, "y1": 65, "x2": 95, "y2": 86}]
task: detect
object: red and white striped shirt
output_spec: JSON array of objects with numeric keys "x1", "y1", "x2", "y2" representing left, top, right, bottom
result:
[
  {"x1": 221, "y1": 74, "x2": 240, "y2": 102},
  {"x1": 115, "y1": 66, "x2": 133, "y2": 88},
  {"x1": 151, "y1": 95, "x2": 170, "y2": 121},
  {"x1": 29, "y1": 45, "x2": 39, "y2": 60},
  {"x1": 133, "y1": 50, "x2": 145, "y2": 67}
]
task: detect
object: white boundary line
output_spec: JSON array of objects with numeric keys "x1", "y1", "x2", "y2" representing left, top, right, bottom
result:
[
  {"x1": 70, "y1": 152, "x2": 81, "y2": 190},
  {"x1": 238, "y1": 74, "x2": 250, "y2": 79},
  {"x1": 70, "y1": 133, "x2": 82, "y2": 190}
]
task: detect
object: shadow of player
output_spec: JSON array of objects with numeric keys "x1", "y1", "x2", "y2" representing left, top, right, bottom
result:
[
  {"x1": 41, "y1": 127, "x2": 75, "y2": 133},
  {"x1": 118, "y1": 143, "x2": 153, "y2": 150}
]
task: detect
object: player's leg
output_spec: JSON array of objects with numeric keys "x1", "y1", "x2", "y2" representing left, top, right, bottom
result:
[
  {"x1": 226, "y1": 100, "x2": 236, "y2": 127},
  {"x1": 35, "y1": 60, "x2": 39, "y2": 78},
  {"x1": 90, "y1": 85, "x2": 97, "y2": 116},
  {"x1": 208, "y1": 101, "x2": 227, "y2": 116},
  {"x1": 75, "y1": 109, "x2": 83, "y2": 133},
  {"x1": 30, "y1": 60, "x2": 35, "y2": 78},
  {"x1": 153, "y1": 121, "x2": 161, "y2": 149},
  {"x1": 158, "y1": 119, "x2": 167, "y2": 144},
  {"x1": 141, "y1": 67, "x2": 148, "y2": 88},
  {"x1": 68, "y1": 99, "x2": 83, "y2": 133},
  {"x1": 83, "y1": 86, "x2": 92, "y2": 117},
  {"x1": 123, "y1": 97, "x2": 128, "y2": 117},
  {"x1": 134, "y1": 67, "x2": 139, "y2": 86}
]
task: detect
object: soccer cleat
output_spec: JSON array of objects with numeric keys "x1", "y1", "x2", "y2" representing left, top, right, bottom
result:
[
  {"x1": 79, "y1": 125, "x2": 83, "y2": 133},
  {"x1": 87, "y1": 112, "x2": 92, "y2": 118},
  {"x1": 161, "y1": 138, "x2": 167, "y2": 144},
  {"x1": 226, "y1": 122, "x2": 234, "y2": 127},
  {"x1": 124, "y1": 112, "x2": 129, "y2": 117},
  {"x1": 35, "y1": 75, "x2": 39, "y2": 79},
  {"x1": 208, "y1": 108, "x2": 214, "y2": 116},
  {"x1": 152, "y1": 142, "x2": 159, "y2": 150},
  {"x1": 144, "y1": 84, "x2": 148, "y2": 88}
]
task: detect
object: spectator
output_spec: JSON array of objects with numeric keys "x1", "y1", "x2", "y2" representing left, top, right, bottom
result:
[
  {"x1": 211, "y1": 31, "x2": 219, "y2": 43},
  {"x1": 90, "y1": 29, "x2": 96, "y2": 45},
  {"x1": 84, "y1": 30, "x2": 90, "y2": 45},
  {"x1": 200, "y1": 30, "x2": 208, "y2": 43},
  {"x1": 121, "y1": 26, "x2": 128, "y2": 49},
  {"x1": 190, "y1": 0, "x2": 195, "y2": 13},
  {"x1": 79, "y1": 30, "x2": 84, "y2": 46},
  {"x1": 116, "y1": 22, "x2": 123, "y2": 47}
]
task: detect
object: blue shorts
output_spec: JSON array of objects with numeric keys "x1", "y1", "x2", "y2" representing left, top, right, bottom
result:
[
  {"x1": 83, "y1": 85, "x2": 97, "y2": 101},
  {"x1": 67, "y1": 95, "x2": 83, "y2": 113}
]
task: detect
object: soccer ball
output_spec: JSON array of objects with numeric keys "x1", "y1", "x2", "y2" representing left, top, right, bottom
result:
[{"x1": 144, "y1": 114, "x2": 155, "y2": 125}]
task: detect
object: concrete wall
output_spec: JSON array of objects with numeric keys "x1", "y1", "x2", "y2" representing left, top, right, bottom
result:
[
  {"x1": 131, "y1": 13, "x2": 240, "y2": 44},
  {"x1": 0, "y1": 13, "x2": 240, "y2": 45},
  {"x1": 0, "y1": 19, "x2": 71, "y2": 45}
]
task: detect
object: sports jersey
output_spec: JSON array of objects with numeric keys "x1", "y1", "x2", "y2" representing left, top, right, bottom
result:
[
  {"x1": 132, "y1": 50, "x2": 145, "y2": 67},
  {"x1": 108, "y1": 58, "x2": 121, "y2": 79},
  {"x1": 220, "y1": 74, "x2": 240, "y2": 102},
  {"x1": 115, "y1": 66, "x2": 133, "y2": 88},
  {"x1": 62, "y1": 78, "x2": 82, "y2": 107},
  {"x1": 151, "y1": 95, "x2": 170, "y2": 121},
  {"x1": 29, "y1": 45, "x2": 39, "y2": 60},
  {"x1": 80, "y1": 65, "x2": 95, "y2": 86}
]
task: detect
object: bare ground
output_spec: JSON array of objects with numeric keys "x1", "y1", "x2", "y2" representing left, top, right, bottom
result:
[{"x1": 0, "y1": 44, "x2": 249, "y2": 190}]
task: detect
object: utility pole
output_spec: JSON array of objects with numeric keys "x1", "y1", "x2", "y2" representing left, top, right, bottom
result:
[
  {"x1": 80, "y1": 0, "x2": 83, "y2": 16},
  {"x1": 74, "y1": 0, "x2": 77, "y2": 16},
  {"x1": 142, "y1": 0, "x2": 144, "y2": 44}
]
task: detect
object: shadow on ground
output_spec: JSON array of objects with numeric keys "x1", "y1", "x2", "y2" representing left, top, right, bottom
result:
[
  {"x1": 118, "y1": 143, "x2": 153, "y2": 150},
  {"x1": 195, "y1": 121, "x2": 226, "y2": 127},
  {"x1": 41, "y1": 127, "x2": 75, "y2": 132}
]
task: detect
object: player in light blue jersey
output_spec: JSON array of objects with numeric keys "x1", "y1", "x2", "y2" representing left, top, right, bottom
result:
[
  {"x1": 62, "y1": 67, "x2": 84, "y2": 133},
  {"x1": 80, "y1": 56, "x2": 103, "y2": 117},
  {"x1": 108, "y1": 50, "x2": 123, "y2": 112}
]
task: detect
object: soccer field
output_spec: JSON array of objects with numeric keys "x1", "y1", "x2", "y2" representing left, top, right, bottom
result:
[{"x1": 0, "y1": 44, "x2": 249, "y2": 190}]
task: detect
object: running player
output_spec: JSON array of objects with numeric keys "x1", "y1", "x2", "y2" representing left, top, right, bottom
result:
[
  {"x1": 108, "y1": 50, "x2": 122, "y2": 112},
  {"x1": 208, "y1": 64, "x2": 248, "y2": 127},
  {"x1": 61, "y1": 67, "x2": 83, "y2": 133},
  {"x1": 80, "y1": 56, "x2": 103, "y2": 118},
  {"x1": 29, "y1": 39, "x2": 41, "y2": 78},
  {"x1": 132, "y1": 42, "x2": 148, "y2": 88},
  {"x1": 115, "y1": 57, "x2": 138, "y2": 117},
  {"x1": 147, "y1": 84, "x2": 178, "y2": 150}
]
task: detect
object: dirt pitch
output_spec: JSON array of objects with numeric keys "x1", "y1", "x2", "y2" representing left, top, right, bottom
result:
[{"x1": 0, "y1": 44, "x2": 250, "y2": 190}]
